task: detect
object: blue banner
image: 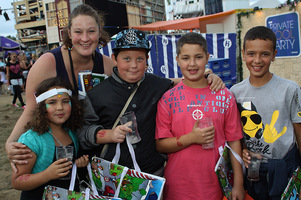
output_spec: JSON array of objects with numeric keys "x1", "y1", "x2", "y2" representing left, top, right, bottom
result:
[
  {"x1": 99, "y1": 33, "x2": 237, "y2": 83},
  {"x1": 266, "y1": 12, "x2": 300, "y2": 58}
]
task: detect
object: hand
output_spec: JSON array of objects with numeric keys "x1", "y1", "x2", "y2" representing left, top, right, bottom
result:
[
  {"x1": 45, "y1": 158, "x2": 72, "y2": 181},
  {"x1": 6, "y1": 142, "x2": 32, "y2": 173},
  {"x1": 231, "y1": 184, "x2": 245, "y2": 200},
  {"x1": 207, "y1": 73, "x2": 225, "y2": 92},
  {"x1": 75, "y1": 155, "x2": 89, "y2": 168},
  {"x1": 110, "y1": 125, "x2": 131, "y2": 143},
  {"x1": 190, "y1": 119, "x2": 215, "y2": 145}
]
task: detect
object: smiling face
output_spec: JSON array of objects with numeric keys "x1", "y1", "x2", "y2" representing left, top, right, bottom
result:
[
  {"x1": 45, "y1": 89, "x2": 72, "y2": 128},
  {"x1": 176, "y1": 44, "x2": 209, "y2": 88},
  {"x1": 112, "y1": 49, "x2": 148, "y2": 83},
  {"x1": 242, "y1": 39, "x2": 277, "y2": 81},
  {"x1": 68, "y1": 15, "x2": 100, "y2": 57}
]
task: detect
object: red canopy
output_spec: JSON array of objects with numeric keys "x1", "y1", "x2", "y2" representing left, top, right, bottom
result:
[{"x1": 132, "y1": 10, "x2": 236, "y2": 31}]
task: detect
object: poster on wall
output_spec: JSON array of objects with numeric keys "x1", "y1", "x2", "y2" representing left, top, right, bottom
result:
[{"x1": 266, "y1": 12, "x2": 300, "y2": 58}]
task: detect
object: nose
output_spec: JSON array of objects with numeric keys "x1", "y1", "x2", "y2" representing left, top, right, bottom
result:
[
  {"x1": 81, "y1": 32, "x2": 89, "y2": 42},
  {"x1": 57, "y1": 102, "x2": 63, "y2": 110},
  {"x1": 254, "y1": 54, "x2": 262, "y2": 63},
  {"x1": 130, "y1": 60, "x2": 138, "y2": 68},
  {"x1": 189, "y1": 58, "x2": 196, "y2": 66}
]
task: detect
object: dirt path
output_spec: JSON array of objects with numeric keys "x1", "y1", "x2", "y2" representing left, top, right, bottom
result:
[{"x1": 0, "y1": 93, "x2": 24, "y2": 199}]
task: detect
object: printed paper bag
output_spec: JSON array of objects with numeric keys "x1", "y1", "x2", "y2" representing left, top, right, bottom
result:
[
  {"x1": 90, "y1": 137, "x2": 165, "y2": 200},
  {"x1": 215, "y1": 142, "x2": 246, "y2": 200},
  {"x1": 43, "y1": 185, "x2": 121, "y2": 200},
  {"x1": 281, "y1": 167, "x2": 301, "y2": 200}
]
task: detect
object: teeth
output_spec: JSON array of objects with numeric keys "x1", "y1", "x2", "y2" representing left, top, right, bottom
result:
[{"x1": 82, "y1": 44, "x2": 90, "y2": 47}]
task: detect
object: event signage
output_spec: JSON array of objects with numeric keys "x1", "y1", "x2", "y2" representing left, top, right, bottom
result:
[{"x1": 266, "y1": 12, "x2": 300, "y2": 58}]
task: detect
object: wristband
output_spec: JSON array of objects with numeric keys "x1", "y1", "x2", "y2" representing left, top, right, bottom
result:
[{"x1": 204, "y1": 73, "x2": 211, "y2": 79}]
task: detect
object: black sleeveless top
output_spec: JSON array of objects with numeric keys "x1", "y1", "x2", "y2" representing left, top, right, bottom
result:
[{"x1": 50, "y1": 47, "x2": 105, "y2": 85}]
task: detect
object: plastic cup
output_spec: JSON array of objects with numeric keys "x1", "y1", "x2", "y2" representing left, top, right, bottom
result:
[
  {"x1": 56, "y1": 146, "x2": 73, "y2": 180},
  {"x1": 199, "y1": 117, "x2": 214, "y2": 149},
  {"x1": 120, "y1": 111, "x2": 141, "y2": 144},
  {"x1": 247, "y1": 151, "x2": 261, "y2": 181}
]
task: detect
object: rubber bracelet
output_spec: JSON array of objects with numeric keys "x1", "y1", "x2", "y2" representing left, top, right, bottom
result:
[{"x1": 204, "y1": 73, "x2": 211, "y2": 79}]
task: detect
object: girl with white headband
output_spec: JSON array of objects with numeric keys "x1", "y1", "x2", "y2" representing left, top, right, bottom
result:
[{"x1": 11, "y1": 77, "x2": 89, "y2": 199}]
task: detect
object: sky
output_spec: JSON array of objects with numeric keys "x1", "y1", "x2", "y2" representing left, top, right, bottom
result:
[
  {"x1": 0, "y1": 0, "x2": 288, "y2": 38},
  {"x1": 0, "y1": 0, "x2": 17, "y2": 37}
]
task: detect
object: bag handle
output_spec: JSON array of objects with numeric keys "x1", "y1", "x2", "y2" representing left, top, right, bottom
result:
[
  {"x1": 100, "y1": 79, "x2": 142, "y2": 158},
  {"x1": 112, "y1": 135, "x2": 141, "y2": 172},
  {"x1": 218, "y1": 142, "x2": 246, "y2": 174},
  {"x1": 69, "y1": 163, "x2": 99, "y2": 196}
]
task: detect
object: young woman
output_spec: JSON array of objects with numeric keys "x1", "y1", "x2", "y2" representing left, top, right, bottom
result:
[{"x1": 6, "y1": 52, "x2": 26, "y2": 109}]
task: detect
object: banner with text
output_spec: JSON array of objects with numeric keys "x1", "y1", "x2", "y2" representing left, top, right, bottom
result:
[{"x1": 266, "y1": 12, "x2": 300, "y2": 58}]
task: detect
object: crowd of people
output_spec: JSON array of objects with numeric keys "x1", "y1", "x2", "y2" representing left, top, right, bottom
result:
[{"x1": 3, "y1": 3, "x2": 301, "y2": 200}]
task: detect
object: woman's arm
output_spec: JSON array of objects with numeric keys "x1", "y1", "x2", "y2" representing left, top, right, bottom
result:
[
  {"x1": 5, "y1": 53, "x2": 57, "y2": 168},
  {"x1": 11, "y1": 148, "x2": 72, "y2": 190},
  {"x1": 6, "y1": 66, "x2": 9, "y2": 85}
]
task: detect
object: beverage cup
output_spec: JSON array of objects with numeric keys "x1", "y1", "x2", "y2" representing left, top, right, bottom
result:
[
  {"x1": 120, "y1": 111, "x2": 141, "y2": 144},
  {"x1": 247, "y1": 151, "x2": 261, "y2": 181},
  {"x1": 56, "y1": 146, "x2": 74, "y2": 180},
  {"x1": 199, "y1": 117, "x2": 214, "y2": 149}
]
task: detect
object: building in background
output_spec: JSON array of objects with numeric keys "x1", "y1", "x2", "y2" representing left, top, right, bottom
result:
[
  {"x1": 165, "y1": 0, "x2": 283, "y2": 21},
  {"x1": 12, "y1": 0, "x2": 165, "y2": 52}
]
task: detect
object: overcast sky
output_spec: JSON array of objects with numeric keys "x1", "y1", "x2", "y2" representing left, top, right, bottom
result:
[{"x1": 0, "y1": 0, "x2": 288, "y2": 38}]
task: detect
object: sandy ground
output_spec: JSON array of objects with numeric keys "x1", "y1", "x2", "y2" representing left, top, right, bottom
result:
[{"x1": 0, "y1": 93, "x2": 24, "y2": 199}]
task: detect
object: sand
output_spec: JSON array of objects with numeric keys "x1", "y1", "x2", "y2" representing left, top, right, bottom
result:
[{"x1": 0, "y1": 93, "x2": 24, "y2": 199}]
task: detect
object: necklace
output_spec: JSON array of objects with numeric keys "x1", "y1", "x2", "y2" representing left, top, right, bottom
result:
[{"x1": 48, "y1": 130, "x2": 64, "y2": 146}]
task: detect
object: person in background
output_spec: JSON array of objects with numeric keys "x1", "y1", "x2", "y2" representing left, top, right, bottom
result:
[
  {"x1": 5, "y1": 4, "x2": 115, "y2": 172},
  {"x1": 19, "y1": 52, "x2": 30, "y2": 90},
  {"x1": 155, "y1": 32, "x2": 244, "y2": 200},
  {"x1": 6, "y1": 52, "x2": 26, "y2": 109},
  {"x1": 230, "y1": 26, "x2": 301, "y2": 200},
  {"x1": 0, "y1": 66, "x2": 8, "y2": 94},
  {"x1": 78, "y1": 29, "x2": 225, "y2": 176},
  {"x1": 11, "y1": 77, "x2": 89, "y2": 199}
]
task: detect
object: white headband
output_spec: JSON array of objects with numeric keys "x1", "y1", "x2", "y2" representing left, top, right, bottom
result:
[{"x1": 35, "y1": 88, "x2": 72, "y2": 104}]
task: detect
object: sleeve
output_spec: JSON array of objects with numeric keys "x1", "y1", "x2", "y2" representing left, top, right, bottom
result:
[
  {"x1": 224, "y1": 90, "x2": 243, "y2": 142},
  {"x1": 291, "y1": 86, "x2": 301, "y2": 123},
  {"x1": 18, "y1": 130, "x2": 40, "y2": 155},
  {"x1": 78, "y1": 96, "x2": 104, "y2": 150},
  {"x1": 155, "y1": 94, "x2": 173, "y2": 139}
]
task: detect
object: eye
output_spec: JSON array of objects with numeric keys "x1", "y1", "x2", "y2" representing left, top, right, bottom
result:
[
  {"x1": 124, "y1": 57, "x2": 130, "y2": 61},
  {"x1": 137, "y1": 57, "x2": 144, "y2": 62}
]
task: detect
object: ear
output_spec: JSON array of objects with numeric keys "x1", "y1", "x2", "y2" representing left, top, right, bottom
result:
[
  {"x1": 68, "y1": 29, "x2": 71, "y2": 39},
  {"x1": 206, "y1": 52, "x2": 209, "y2": 63},
  {"x1": 111, "y1": 53, "x2": 118, "y2": 66},
  {"x1": 99, "y1": 26, "x2": 102, "y2": 38},
  {"x1": 242, "y1": 49, "x2": 246, "y2": 61},
  {"x1": 272, "y1": 49, "x2": 277, "y2": 62}
]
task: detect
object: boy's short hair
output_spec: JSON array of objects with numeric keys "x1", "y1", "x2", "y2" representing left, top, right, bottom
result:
[
  {"x1": 176, "y1": 32, "x2": 208, "y2": 55},
  {"x1": 243, "y1": 26, "x2": 277, "y2": 51}
]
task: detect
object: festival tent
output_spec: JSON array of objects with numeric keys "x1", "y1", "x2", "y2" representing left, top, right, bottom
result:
[
  {"x1": 0, "y1": 36, "x2": 26, "y2": 51},
  {"x1": 132, "y1": 10, "x2": 236, "y2": 31}
]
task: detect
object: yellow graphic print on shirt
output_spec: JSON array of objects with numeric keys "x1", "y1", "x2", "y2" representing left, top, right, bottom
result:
[{"x1": 239, "y1": 102, "x2": 286, "y2": 144}]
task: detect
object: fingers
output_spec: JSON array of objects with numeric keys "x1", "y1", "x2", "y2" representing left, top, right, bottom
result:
[
  {"x1": 75, "y1": 155, "x2": 89, "y2": 168},
  {"x1": 11, "y1": 162, "x2": 18, "y2": 173}
]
